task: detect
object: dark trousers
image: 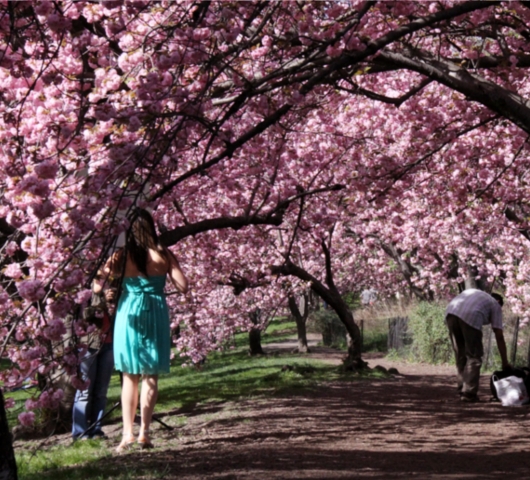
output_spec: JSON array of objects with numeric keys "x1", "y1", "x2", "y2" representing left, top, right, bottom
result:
[
  {"x1": 446, "y1": 314, "x2": 483, "y2": 396},
  {"x1": 72, "y1": 344, "x2": 114, "y2": 438}
]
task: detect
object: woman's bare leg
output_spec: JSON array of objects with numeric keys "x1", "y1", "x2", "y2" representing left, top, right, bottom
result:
[
  {"x1": 139, "y1": 374, "x2": 158, "y2": 439},
  {"x1": 121, "y1": 373, "x2": 140, "y2": 436}
]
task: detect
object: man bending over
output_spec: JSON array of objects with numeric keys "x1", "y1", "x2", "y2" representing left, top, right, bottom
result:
[{"x1": 446, "y1": 289, "x2": 509, "y2": 402}]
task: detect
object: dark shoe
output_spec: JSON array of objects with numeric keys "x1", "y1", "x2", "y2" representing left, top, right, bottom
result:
[{"x1": 460, "y1": 393, "x2": 479, "y2": 403}]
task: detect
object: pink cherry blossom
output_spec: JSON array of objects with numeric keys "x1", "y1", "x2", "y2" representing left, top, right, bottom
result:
[
  {"x1": 4, "y1": 263, "x2": 23, "y2": 279},
  {"x1": 18, "y1": 412, "x2": 35, "y2": 427},
  {"x1": 17, "y1": 281, "x2": 46, "y2": 302}
]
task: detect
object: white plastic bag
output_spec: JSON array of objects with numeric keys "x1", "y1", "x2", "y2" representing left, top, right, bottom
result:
[{"x1": 492, "y1": 375, "x2": 530, "y2": 407}]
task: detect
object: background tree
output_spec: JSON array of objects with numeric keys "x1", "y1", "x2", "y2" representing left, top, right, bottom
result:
[{"x1": 287, "y1": 292, "x2": 311, "y2": 354}]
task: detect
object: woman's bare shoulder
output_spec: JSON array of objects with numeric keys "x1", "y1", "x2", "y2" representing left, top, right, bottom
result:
[{"x1": 145, "y1": 247, "x2": 171, "y2": 275}]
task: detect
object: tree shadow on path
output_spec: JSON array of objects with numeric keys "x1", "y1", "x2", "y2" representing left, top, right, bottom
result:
[{"x1": 48, "y1": 361, "x2": 530, "y2": 480}]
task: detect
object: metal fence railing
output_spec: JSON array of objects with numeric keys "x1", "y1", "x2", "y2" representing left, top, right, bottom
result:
[
  {"x1": 385, "y1": 313, "x2": 530, "y2": 368},
  {"x1": 387, "y1": 316, "x2": 412, "y2": 352}
]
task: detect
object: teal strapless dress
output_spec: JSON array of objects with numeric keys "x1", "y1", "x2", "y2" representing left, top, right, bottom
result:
[{"x1": 113, "y1": 275, "x2": 171, "y2": 375}]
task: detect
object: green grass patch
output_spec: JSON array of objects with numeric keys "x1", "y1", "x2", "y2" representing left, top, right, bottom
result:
[
  {"x1": 16, "y1": 440, "x2": 116, "y2": 480},
  {"x1": 1, "y1": 358, "x2": 12, "y2": 370},
  {"x1": 155, "y1": 348, "x2": 338, "y2": 413},
  {"x1": 4, "y1": 374, "x2": 124, "y2": 430},
  {"x1": 262, "y1": 316, "x2": 297, "y2": 344},
  {"x1": 362, "y1": 330, "x2": 388, "y2": 353},
  {"x1": 16, "y1": 438, "x2": 177, "y2": 479},
  {"x1": 226, "y1": 316, "x2": 297, "y2": 350},
  {"x1": 5, "y1": 387, "x2": 31, "y2": 428}
]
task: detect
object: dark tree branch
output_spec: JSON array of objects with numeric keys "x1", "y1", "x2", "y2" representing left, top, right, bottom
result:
[
  {"x1": 0, "y1": 218, "x2": 15, "y2": 237},
  {"x1": 285, "y1": 189, "x2": 305, "y2": 261},
  {"x1": 288, "y1": 292, "x2": 310, "y2": 353},
  {"x1": 160, "y1": 214, "x2": 283, "y2": 246},
  {"x1": 270, "y1": 260, "x2": 340, "y2": 310},
  {"x1": 336, "y1": 77, "x2": 433, "y2": 107},
  {"x1": 159, "y1": 184, "x2": 344, "y2": 246},
  {"x1": 300, "y1": 1, "x2": 499, "y2": 95},
  {"x1": 270, "y1": 258, "x2": 363, "y2": 362},
  {"x1": 504, "y1": 206, "x2": 530, "y2": 242},
  {"x1": 321, "y1": 233, "x2": 336, "y2": 291},
  {"x1": 150, "y1": 103, "x2": 293, "y2": 201},
  {"x1": 358, "y1": 231, "x2": 431, "y2": 301},
  {"x1": 375, "y1": 48, "x2": 530, "y2": 135},
  {"x1": 220, "y1": 273, "x2": 269, "y2": 296},
  {"x1": 365, "y1": 51, "x2": 530, "y2": 75},
  {"x1": 152, "y1": 2, "x2": 496, "y2": 202}
]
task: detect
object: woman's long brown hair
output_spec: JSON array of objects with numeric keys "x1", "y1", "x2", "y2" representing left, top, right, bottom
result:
[{"x1": 125, "y1": 208, "x2": 162, "y2": 277}]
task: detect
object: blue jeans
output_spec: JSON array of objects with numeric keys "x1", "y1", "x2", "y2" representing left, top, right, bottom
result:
[{"x1": 72, "y1": 343, "x2": 114, "y2": 439}]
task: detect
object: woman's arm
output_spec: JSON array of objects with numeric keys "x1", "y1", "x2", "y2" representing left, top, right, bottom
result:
[
  {"x1": 165, "y1": 248, "x2": 188, "y2": 294},
  {"x1": 93, "y1": 249, "x2": 123, "y2": 293}
]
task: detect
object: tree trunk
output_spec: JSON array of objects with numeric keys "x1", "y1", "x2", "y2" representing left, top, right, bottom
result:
[
  {"x1": 271, "y1": 260, "x2": 365, "y2": 368},
  {"x1": 248, "y1": 309, "x2": 264, "y2": 355},
  {"x1": 248, "y1": 329, "x2": 264, "y2": 355},
  {"x1": 0, "y1": 389, "x2": 18, "y2": 480},
  {"x1": 331, "y1": 298, "x2": 363, "y2": 367},
  {"x1": 309, "y1": 289, "x2": 320, "y2": 311},
  {"x1": 464, "y1": 266, "x2": 485, "y2": 291},
  {"x1": 288, "y1": 293, "x2": 310, "y2": 353},
  {"x1": 464, "y1": 277, "x2": 478, "y2": 290}
]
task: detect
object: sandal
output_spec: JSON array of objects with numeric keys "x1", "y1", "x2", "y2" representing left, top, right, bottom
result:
[
  {"x1": 137, "y1": 430, "x2": 154, "y2": 449},
  {"x1": 116, "y1": 433, "x2": 136, "y2": 453}
]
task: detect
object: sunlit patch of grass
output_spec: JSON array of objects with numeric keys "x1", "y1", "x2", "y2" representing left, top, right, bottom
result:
[
  {"x1": 16, "y1": 438, "x2": 178, "y2": 480},
  {"x1": 14, "y1": 351, "x2": 345, "y2": 479},
  {"x1": 16, "y1": 439, "x2": 114, "y2": 480},
  {"x1": 227, "y1": 316, "x2": 298, "y2": 350},
  {"x1": 261, "y1": 316, "x2": 297, "y2": 344},
  {"x1": 156, "y1": 349, "x2": 340, "y2": 412}
]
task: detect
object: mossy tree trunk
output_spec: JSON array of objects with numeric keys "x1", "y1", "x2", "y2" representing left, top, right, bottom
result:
[{"x1": 288, "y1": 293, "x2": 310, "y2": 353}]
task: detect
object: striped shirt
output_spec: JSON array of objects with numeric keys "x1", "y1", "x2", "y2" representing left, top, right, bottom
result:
[{"x1": 446, "y1": 289, "x2": 503, "y2": 331}]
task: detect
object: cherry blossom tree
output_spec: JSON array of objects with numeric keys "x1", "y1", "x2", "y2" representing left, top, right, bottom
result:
[{"x1": 2, "y1": 4, "x2": 530, "y2": 455}]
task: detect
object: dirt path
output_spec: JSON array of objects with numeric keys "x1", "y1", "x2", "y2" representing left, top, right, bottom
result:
[{"x1": 20, "y1": 336, "x2": 530, "y2": 479}]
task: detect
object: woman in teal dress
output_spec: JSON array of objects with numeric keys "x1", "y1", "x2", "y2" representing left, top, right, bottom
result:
[{"x1": 95, "y1": 208, "x2": 188, "y2": 452}]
